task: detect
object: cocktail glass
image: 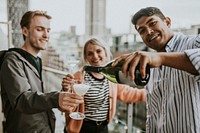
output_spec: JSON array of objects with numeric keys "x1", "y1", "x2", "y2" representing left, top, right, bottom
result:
[{"x1": 69, "y1": 81, "x2": 90, "y2": 120}]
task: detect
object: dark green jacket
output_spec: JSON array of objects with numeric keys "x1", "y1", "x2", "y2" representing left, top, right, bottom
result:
[{"x1": 0, "y1": 50, "x2": 59, "y2": 133}]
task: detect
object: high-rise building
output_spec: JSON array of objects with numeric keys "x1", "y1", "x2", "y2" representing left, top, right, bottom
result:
[
  {"x1": 7, "y1": 0, "x2": 28, "y2": 48},
  {"x1": 85, "y1": 0, "x2": 106, "y2": 37}
]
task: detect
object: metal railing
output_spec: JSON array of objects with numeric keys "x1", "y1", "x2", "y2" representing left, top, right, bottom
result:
[
  {"x1": 0, "y1": 21, "x2": 13, "y2": 133},
  {"x1": 0, "y1": 21, "x2": 13, "y2": 49},
  {"x1": 42, "y1": 66, "x2": 142, "y2": 133},
  {"x1": 42, "y1": 66, "x2": 67, "y2": 133}
]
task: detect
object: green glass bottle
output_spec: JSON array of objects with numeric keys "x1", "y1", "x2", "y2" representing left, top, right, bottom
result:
[{"x1": 83, "y1": 60, "x2": 150, "y2": 87}]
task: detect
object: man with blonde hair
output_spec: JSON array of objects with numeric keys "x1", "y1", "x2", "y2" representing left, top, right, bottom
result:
[{"x1": 0, "y1": 10, "x2": 83, "y2": 133}]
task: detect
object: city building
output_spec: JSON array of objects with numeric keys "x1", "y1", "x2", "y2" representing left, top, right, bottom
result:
[{"x1": 1, "y1": 0, "x2": 200, "y2": 133}]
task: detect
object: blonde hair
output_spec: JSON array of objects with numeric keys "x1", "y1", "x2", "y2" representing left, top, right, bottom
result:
[{"x1": 83, "y1": 36, "x2": 112, "y2": 63}]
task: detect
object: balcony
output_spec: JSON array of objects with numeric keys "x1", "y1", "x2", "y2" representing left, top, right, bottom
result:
[
  {"x1": 42, "y1": 66, "x2": 146, "y2": 133},
  {"x1": 41, "y1": 45, "x2": 146, "y2": 133}
]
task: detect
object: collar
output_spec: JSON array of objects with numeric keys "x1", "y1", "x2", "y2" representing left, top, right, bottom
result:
[
  {"x1": 9, "y1": 49, "x2": 41, "y2": 78},
  {"x1": 165, "y1": 32, "x2": 184, "y2": 52}
]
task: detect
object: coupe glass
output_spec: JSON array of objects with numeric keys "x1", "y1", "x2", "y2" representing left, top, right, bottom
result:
[{"x1": 69, "y1": 81, "x2": 90, "y2": 120}]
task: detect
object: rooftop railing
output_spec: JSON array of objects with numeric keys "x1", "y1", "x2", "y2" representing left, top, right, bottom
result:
[{"x1": 42, "y1": 66, "x2": 145, "y2": 133}]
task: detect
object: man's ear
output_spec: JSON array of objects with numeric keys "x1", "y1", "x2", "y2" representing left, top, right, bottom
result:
[
  {"x1": 22, "y1": 27, "x2": 28, "y2": 37},
  {"x1": 165, "y1": 17, "x2": 171, "y2": 27}
]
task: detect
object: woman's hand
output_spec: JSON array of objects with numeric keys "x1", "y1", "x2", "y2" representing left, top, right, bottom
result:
[{"x1": 62, "y1": 74, "x2": 75, "y2": 92}]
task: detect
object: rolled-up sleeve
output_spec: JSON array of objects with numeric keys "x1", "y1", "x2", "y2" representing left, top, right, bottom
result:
[{"x1": 185, "y1": 49, "x2": 200, "y2": 80}]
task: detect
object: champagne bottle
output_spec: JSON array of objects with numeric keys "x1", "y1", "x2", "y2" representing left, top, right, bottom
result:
[{"x1": 83, "y1": 60, "x2": 150, "y2": 87}]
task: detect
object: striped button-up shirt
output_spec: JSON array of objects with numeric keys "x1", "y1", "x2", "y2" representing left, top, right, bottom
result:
[{"x1": 146, "y1": 33, "x2": 200, "y2": 133}]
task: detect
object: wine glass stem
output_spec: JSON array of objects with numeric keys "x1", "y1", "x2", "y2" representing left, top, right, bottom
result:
[{"x1": 76, "y1": 104, "x2": 80, "y2": 112}]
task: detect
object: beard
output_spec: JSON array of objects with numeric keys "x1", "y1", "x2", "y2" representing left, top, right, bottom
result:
[{"x1": 29, "y1": 37, "x2": 47, "y2": 51}]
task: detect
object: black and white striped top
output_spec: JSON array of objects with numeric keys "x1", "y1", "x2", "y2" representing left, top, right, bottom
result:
[
  {"x1": 146, "y1": 33, "x2": 200, "y2": 133},
  {"x1": 84, "y1": 72, "x2": 109, "y2": 121}
]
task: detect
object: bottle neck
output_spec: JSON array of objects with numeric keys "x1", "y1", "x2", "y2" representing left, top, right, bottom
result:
[{"x1": 83, "y1": 66, "x2": 104, "y2": 73}]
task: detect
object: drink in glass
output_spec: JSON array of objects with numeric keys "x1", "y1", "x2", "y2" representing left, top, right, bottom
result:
[{"x1": 69, "y1": 82, "x2": 90, "y2": 120}]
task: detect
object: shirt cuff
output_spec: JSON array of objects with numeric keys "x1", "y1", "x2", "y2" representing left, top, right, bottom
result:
[{"x1": 184, "y1": 49, "x2": 200, "y2": 79}]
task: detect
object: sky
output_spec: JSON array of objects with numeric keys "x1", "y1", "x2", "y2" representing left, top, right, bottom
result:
[{"x1": 17, "y1": 0, "x2": 200, "y2": 35}]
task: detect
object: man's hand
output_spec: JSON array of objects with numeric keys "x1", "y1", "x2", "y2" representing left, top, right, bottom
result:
[
  {"x1": 58, "y1": 92, "x2": 83, "y2": 112},
  {"x1": 112, "y1": 51, "x2": 162, "y2": 80}
]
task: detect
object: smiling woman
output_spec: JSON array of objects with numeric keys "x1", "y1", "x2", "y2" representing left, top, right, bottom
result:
[{"x1": 61, "y1": 37, "x2": 146, "y2": 133}]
